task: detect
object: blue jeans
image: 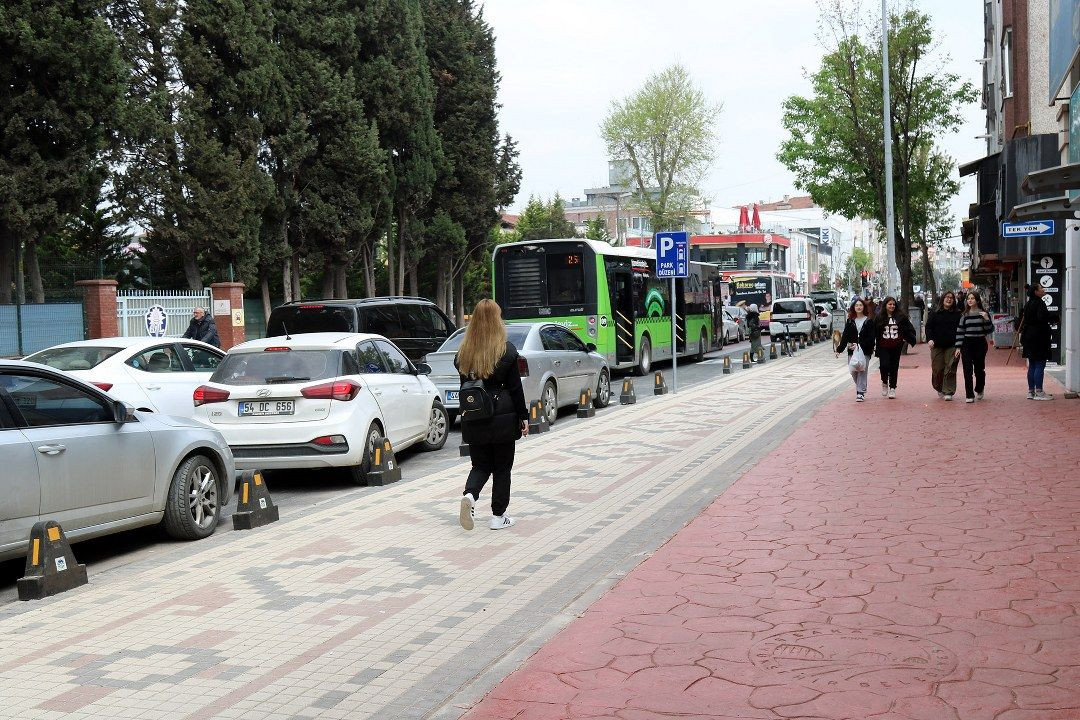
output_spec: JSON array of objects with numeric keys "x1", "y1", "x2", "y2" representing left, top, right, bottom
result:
[{"x1": 1027, "y1": 359, "x2": 1047, "y2": 392}]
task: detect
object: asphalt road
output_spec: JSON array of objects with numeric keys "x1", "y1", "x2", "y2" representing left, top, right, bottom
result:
[{"x1": 0, "y1": 335, "x2": 774, "y2": 606}]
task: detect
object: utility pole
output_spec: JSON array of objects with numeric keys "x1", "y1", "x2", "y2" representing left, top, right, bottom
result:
[{"x1": 881, "y1": 0, "x2": 898, "y2": 297}]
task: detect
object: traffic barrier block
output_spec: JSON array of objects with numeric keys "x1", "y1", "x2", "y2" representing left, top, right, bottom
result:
[
  {"x1": 576, "y1": 387, "x2": 595, "y2": 418},
  {"x1": 653, "y1": 371, "x2": 668, "y2": 395},
  {"x1": 742, "y1": 351, "x2": 751, "y2": 369},
  {"x1": 17, "y1": 521, "x2": 88, "y2": 601},
  {"x1": 365, "y1": 437, "x2": 402, "y2": 486},
  {"x1": 528, "y1": 400, "x2": 549, "y2": 433},
  {"x1": 459, "y1": 443, "x2": 470, "y2": 457},
  {"x1": 619, "y1": 378, "x2": 636, "y2": 405},
  {"x1": 232, "y1": 470, "x2": 280, "y2": 530},
  {"x1": 722, "y1": 356, "x2": 732, "y2": 374},
  {"x1": 789, "y1": 338, "x2": 797, "y2": 356},
  {"x1": 799, "y1": 336, "x2": 807, "y2": 349},
  {"x1": 769, "y1": 343, "x2": 778, "y2": 360},
  {"x1": 757, "y1": 348, "x2": 766, "y2": 364}
]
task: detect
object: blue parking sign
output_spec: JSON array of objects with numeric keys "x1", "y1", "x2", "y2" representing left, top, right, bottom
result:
[{"x1": 655, "y1": 231, "x2": 689, "y2": 278}]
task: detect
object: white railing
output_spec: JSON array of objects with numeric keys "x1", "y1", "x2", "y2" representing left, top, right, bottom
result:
[{"x1": 117, "y1": 289, "x2": 213, "y2": 338}]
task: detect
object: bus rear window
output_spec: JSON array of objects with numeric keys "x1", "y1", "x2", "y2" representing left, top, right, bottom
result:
[{"x1": 546, "y1": 252, "x2": 585, "y2": 305}]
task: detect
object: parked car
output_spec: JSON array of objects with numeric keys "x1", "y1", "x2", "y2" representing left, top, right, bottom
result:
[
  {"x1": 768, "y1": 297, "x2": 816, "y2": 339},
  {"x1": 192, "y1": 333, "x2": 447, "y2": 484},
  {"x1": 265, "y1": 297, "x2": 456, "y2": 363},
  {"x1": 724, "y1": 305, "x2": 748, "y2": 342},
  {"x1": 0, "y1": 360, "x2": 235, "y2": 561},
  {"x1": 24, "y1": 338, "x2": 224, "y2": 417},
  {"x1": 814, "y1": 304, "x2": 833, "y2": 334},
  {"x1": 425, "y1": 323, "x2": 611, "y2": 427}
]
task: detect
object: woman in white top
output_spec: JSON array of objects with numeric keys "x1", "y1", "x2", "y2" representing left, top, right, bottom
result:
[{"x1": 834, "y1": 298, "x2": 877, "y2": 402}]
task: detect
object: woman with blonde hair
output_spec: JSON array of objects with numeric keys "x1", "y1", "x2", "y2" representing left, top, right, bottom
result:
[{"x1": 455, "y1": 299, "x2": 529, "y2": 531}]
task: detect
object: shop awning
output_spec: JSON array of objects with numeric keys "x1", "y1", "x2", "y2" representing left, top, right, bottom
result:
[
  {"x1": 1021, "y1": 162, "x2": 1080, "y2": 194},
  {"x1": 1008, "y1": 194, "x2": 1079, "y2": 220}
]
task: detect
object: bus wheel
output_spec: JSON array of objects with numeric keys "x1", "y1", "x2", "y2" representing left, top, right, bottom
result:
[{"x1": 636, "y1": 337, "x2": 652, "y2": 376}]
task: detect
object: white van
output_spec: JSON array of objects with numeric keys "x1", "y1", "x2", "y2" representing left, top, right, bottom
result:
[{"x1": 768, "y1": 297, "x2": 815, "y2": 339}]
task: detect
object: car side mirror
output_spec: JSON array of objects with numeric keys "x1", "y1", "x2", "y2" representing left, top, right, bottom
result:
[
  {"x1": 416, "y1": 362, "x2": 432, "y2": 375},
  {"x1": 113, "y1": 401, "x2": 137, "y2": 423},
  {"x1": 586, "y1": 343, "x2": 597, "y2": 353}
]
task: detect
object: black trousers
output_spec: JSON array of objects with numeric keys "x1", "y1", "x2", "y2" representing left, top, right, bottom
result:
[
  {"x1": 878, "y1": 346, "x2": 902, "y2": 388},
  {"x1": 464, "y1": 441, "x2": 516, "y2": 516},
  {"x1": 961, "y1": 339, "x2": 988, "y2": 399}
]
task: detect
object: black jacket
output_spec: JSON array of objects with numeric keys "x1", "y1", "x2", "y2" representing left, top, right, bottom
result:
[
  {"x1": 873, "y1": 313, "x2": 916, "y2": 355},
  {"x1": 456, "y1": 341, "x2": 528, "y2": 445},
  {"x1": 924, "y1": 308, "x2": 961, "y2": 348},
  {"x1": 1020, "y1": 297, "x2": 1053, "y2": 362},
  {"x1": 746, "y1": 310, "x2": 761, "y2": 338},
  {"x1": 835, "y1": 317, "x2": 876, "y2": 358},
  {"x1": 183, "y1": 315, "x2": 221, "y2": 347}
]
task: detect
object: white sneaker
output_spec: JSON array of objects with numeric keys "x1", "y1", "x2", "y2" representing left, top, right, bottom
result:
[
  {"x1": 882, "y1": 383, "x2": 889, "y2": 397},
  {"x1": 937, "y1": 392, "x2": 945, "y2": 399},
  {"x1": 965, "y1": 397, "x2": 975, "y2": 404},
  {"x1": 1027, "y1": 392, "x2": 1035, "y2": 400},
  {"x1": 856, "y1": 393, "x2": 865, "y2": 403},
  {"x1": 944, "y1": 394, "x2": 953, "y2": 401},
  {"x1": 459, "y1": 494, "x2": 475, "y2": 531},
  {"x1": 490, "y1": 515, "x2": 516, "y2": 530},
  {"x1": 1032, "y1": 391, "x2": 1054, "y2": 401},
  {"x1": 888, "y1": 388, "x2": 896, "y2": 399},
  {"x1": 976, "y1": 392, "x2": 984, "y2": 401}
]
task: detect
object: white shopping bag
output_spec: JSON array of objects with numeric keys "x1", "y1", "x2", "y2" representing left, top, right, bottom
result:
[{"x1": 848, "y1": 346, "x2": 867, "y2": 373}]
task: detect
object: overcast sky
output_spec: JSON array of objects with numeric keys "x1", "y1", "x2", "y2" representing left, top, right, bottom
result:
[{"x1": 482, "y1": 0, "x2": 985, "y2": 243}]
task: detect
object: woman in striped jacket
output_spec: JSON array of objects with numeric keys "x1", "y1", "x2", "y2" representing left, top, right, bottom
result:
[{"x1": 954, "y1": 291, "x2": 994, "y2": 403}]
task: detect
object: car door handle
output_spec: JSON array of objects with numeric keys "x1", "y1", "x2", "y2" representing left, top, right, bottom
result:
[
  {"x1": 574, "y1": 359, "x2": 582, "y2": 364},
  {"x1": 553, "y1": 360, "x2": 561, "y2": 366},
  {"x1": 401, "y1": 386, "x2": 408, "y2": 393},
  {"x1": 146, "y1": 385, "x2": 162, "y2": 391},
  {"x1": 36, "y1": 444, "x2": 66, "y2": 456}
]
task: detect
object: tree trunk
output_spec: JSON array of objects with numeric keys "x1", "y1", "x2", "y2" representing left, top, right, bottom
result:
[
  {"x1": 260, "y1": 273, "x2": 272, "y2": 322},
  {"x1": 282, "y1": 256, "x2": 293, "y2": 303},
  {"x1": 395, "y1": 211, "x2": 407, "y2": 296},
  {"x1": 361, "y1": 243, "x2": 375, "y2": 297},
  {"x1": 454, "y1": 270, "x2": 465, "y2": 325},
  {"x1": 435, "y1": 260, "x2": 446, "y2": 313},
  {"x1": 334, "y1": 264, "x2": 347, "y2": 299},
  {"x1": 181, "y1": 243, "x2": 201, "y2": 291},
  {"x1": 15, "y1": 238, "x2": 26, "y2": 305},
  {"x1": 408, "y1": 262, "x2": 418, "y2": 297},
  {"x1": 25, "y1": 240, "x2": 44, "y2": 304},
  {"x1": 320, "y1": 260, "x2": 334, "y2": 299},
  {"x1": 386, "y1": 224, "x2": 396, "y2": 296},
  {"x1": 291, "y1": 249, "x2": 301, "y2": 300},
  {"x1": 920, "y1": 236, "x2": 937, "y2": 300},
  {"x1": 0, "y1": 234, "x2": 13, "y2": 305}
]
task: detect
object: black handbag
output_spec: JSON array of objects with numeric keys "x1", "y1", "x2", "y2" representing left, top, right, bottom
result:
[{"x1": 459, "y1": 374, "x2": 494, "y2": 421}]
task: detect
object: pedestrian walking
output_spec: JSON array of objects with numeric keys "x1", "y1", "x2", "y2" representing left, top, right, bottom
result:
[
  {"x1": 746, "y1": 303, "x2": 763, "y2": 360},
  {"x1": 182, "y1": 307, "x2": 221, "y2": 347},
  {"x1": 925, "y1": 291, "x2": 962, "y2": 401},
  {"x1": 874, "y1": 296, "x2": 916, "y2": 399},
  {"x1": 834, "y1": 297, "x2": 876, "y2": 402},
  {"x1": 1019, "y1": 284, "x2": 1055, "y2": 400},
  {"x1": 455, "y1": 299, "x2": 529, "y2": 531},
  {"x1": 955, "y1": 291, "x2": 994, "y2": 403}
]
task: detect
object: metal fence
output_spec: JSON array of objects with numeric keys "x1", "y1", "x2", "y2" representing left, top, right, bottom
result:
[
  {"x1": 117, "y1": 289, "x2": 213, "y2": 338},
  {"x1": 0, "y1": 301, "x2": 86, "y2": 357}
]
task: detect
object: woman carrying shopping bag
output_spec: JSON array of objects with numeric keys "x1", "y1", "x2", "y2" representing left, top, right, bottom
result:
[
  {"x1": 834, "y1": 297, "x2": 876, "y2": 402},
  {"x1": 455, "y1": 299, "x2": 529, "y2": 531}
]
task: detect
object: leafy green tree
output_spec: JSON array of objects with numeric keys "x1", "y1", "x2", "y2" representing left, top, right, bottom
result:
[
  {"x1": 585, "y1": 217, "x2": 611, "y2": 243},
  {"x1": 0, "y1": 0, "x2": 126, "y2": 303},
  {"x1": 842, "y1": 247, "x2": 875, "y2": 292},
  {"x1": 513, "y1": 195, "x2": 576, "y2": 241},
  {"x1": 814, "y1": 262, "x2": 833, "y2": 291},
  {"x1": 778, "y1": 2, "x2": 976, "y2": 308},
  {"x1": 600, "y1": 64, "x2": 719, "y2": 233}
]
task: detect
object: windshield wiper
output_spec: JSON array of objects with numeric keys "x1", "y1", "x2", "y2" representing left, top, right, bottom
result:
[{"x1": 264, "y1": 375, "x2": 310, "y2": 384}]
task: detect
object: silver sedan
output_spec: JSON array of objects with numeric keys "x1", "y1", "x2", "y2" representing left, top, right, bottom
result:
[
  {"x1": 0, "y1": 360, "x2": 235, "y2": 562},
  {"x1": 426, "y1": 323, "x2": 611, "y2": 426}
]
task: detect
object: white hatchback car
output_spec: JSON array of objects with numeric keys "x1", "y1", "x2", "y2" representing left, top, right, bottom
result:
[
  {"x1": 24, "y1": 337, "x2": 225, "y2": 417},
  {"x1": 192, "y1": 333, "x2": 448, "y2": 484}
]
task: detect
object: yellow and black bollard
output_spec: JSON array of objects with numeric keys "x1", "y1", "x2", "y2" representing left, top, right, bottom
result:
[
  {"x1": 653, "y1": 370, "x2": 669, "y2": 395},
  {"x1": 528, "y1": 399, "x2": 550, "y2": 434},
  {"x1": 770, "y1": 343, "x2": 778, "y2": 360},
  {"x1": 799, "y1": 336, "x2": 807, "y2": 350},
  {"x1": 757, "y1": 347, "x2": 766, "y2": 364},
  {"x1": 233, "y1": 470, "x2": 280, "y2": 530},
  {"x1": 742, "y1": 351, "x2": 751, "y2": 369},
  {"x1": 576, "y1": 387, "x2": 595, "y2": 418},
  {"x1": 722, "y1": 355, "x2": 732, "y2": 374},
  {"x1": 17, "y1": 521, "x2": 88, "y2": 600},
  {"x1": 365, "y1": 437, "x2": 402, "y2": 486},
  {"x1": 459, "y1": 443, "x2": 470, "y2": 457},
  {"x1": 619, "y1": 378, "x2": 636, "y2": 405}
]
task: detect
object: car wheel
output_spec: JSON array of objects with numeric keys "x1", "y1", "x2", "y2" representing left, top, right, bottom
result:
[
  {"x1": 542, "y1": 380, "x2": 558, "y2": 426},
  {"x1": 163, "y1": 454, "x2": 220, "y2": 541},
  {"x1": 419, "y1": 402, "x2": 449, "y2": 451},
  {"x1": 636, "y1": 336, "x2": 652, "y2": 376},
  {"x1": 347, "y1": 421, "x2": 384, "y2": 486},
  {"x1": 594, "y1": 369, "x2": 611, "y2": 408}
]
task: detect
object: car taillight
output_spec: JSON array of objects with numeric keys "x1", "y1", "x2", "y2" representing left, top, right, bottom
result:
[
  {"x1": 193, "y1": 385, "x2": 230, "y2": 406},
  {"x1": 91, "y1": 382, "x2": 113, "y2": 391},
  {"x1": 517, "y1": 356, "x2": 529, "y2": 377},
  {"x1": 312, "y1": 434, "x2": 347, "y2": 445},
  {"x1": 301, "y1": 379, "x2": 361, "y2": 401}
]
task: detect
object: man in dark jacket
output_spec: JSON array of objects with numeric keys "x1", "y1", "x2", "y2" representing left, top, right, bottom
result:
[
  {"x1": 1020, "y1": 285, "x2": 1055, "y2": 400},
  {"x1": 183, "y1": 307, "x2": 221, "y2": 347}
]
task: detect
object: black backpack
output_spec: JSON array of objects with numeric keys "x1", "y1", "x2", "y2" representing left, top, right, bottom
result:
[{"x1": 460, "y1": 374, "x2": 494, "y2": 421}]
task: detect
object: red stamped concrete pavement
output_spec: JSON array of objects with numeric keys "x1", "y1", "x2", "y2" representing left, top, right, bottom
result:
[{"x1": 463, "y1": 348, "x2": 1080, "y2": 720}]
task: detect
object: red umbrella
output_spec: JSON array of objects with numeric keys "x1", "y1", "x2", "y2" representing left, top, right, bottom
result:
[
  {"x1": 738, "y1": 205, "x2": 749, "y2": 232},
  {"x1": 751, "y1": 204, "x2": 761, "y2": 231}
]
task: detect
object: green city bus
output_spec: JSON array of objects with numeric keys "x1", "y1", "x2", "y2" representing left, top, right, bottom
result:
[{"x1": 492, "y1": 239, "x2": 722, "y2": 375}]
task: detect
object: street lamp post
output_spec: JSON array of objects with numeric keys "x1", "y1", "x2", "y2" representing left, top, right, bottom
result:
[{"x1": 881, "y1": 0, "x2": 898, "y2": 297}]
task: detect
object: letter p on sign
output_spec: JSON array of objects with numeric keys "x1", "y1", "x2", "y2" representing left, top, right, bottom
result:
[{"x1": 660, "y1": 237, "x2": 674, "y2": 254}]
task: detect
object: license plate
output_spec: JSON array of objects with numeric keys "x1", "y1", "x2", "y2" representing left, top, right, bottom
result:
[
  {"x1": 445, "y1": 390, "x2": 459, "y2": 403},
  {"x1": 238, "y1": 400, "x2": 295, "y2": 417}
]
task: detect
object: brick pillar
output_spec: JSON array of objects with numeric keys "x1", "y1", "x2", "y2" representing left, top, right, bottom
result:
[
  {"x1": 76, "y1": 279, "x2": 119, "y2": 339},
  {"x1": 210, "y1": 282, "x2": 246, "y2": 350}
]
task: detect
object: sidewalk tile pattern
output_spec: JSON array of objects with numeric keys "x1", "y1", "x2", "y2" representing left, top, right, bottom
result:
[
  {"x1": 0, "y1": 348, "x2": 847, "y2": 719},
  {"x1": 463, "y1": 349, "x2": 1080, "y2": 720}
]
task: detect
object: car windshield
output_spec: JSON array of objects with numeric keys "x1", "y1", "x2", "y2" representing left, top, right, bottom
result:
[
  {"x1": 25, "y1": 346, "x2": 122, "y2": 370},
  {"x1": 436, "y1": 325, "x2": 531, "y2": 352},
  {"x1": 210, "y1": 350, "x2": 342, "y2": 386},
  {"x1": 772, "y1": 301, "x2": 809, "y2": 314}
]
